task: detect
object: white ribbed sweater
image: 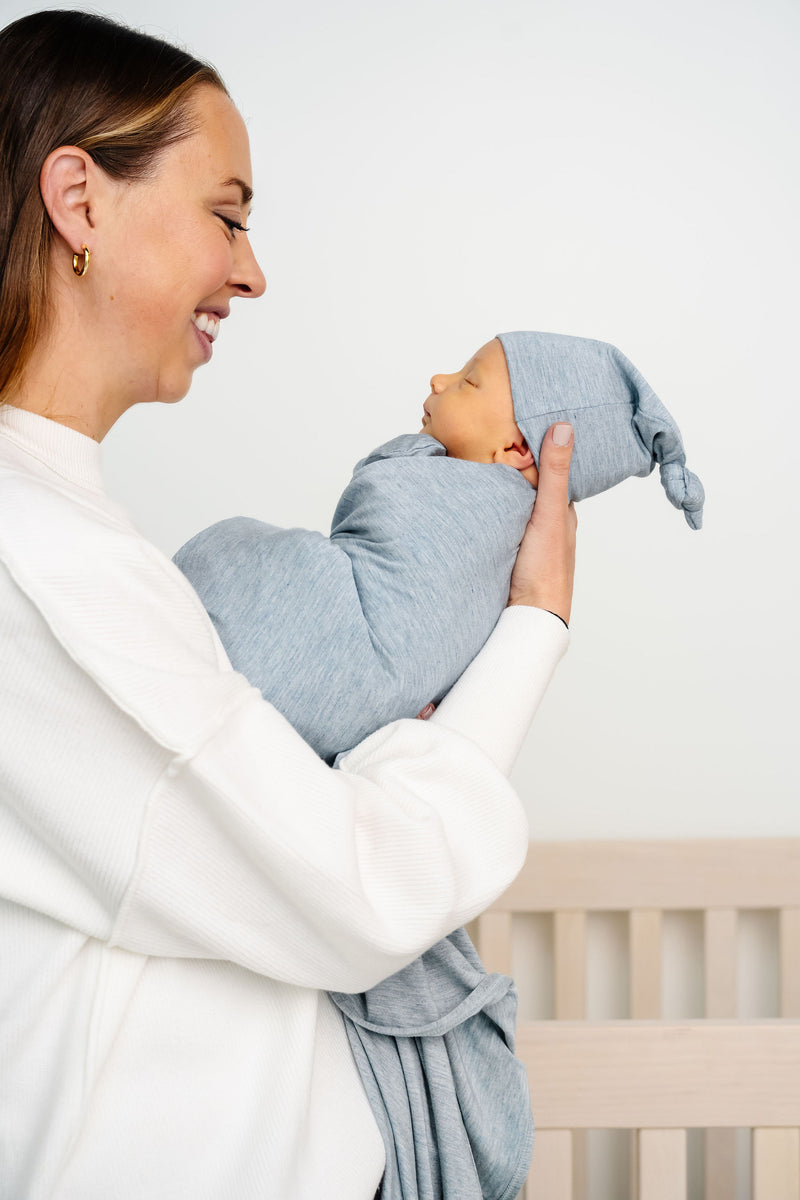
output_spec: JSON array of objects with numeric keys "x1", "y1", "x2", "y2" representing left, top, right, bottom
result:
[{"x1": 0, "y1": 405, "x2": 569, "y2": 1200}]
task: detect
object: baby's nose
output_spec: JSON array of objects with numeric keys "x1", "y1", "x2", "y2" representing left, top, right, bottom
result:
[{"x1": 430, "y1": 373, "x2": 447, "y2": 393}]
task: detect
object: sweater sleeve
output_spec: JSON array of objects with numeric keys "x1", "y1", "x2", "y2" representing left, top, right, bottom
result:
[
  {"x1": 0, "y1": 471, "x2": 568, "y2": 994},
  {"x1": 112, "y1": 606, "x2": 568, "y2": 992}
]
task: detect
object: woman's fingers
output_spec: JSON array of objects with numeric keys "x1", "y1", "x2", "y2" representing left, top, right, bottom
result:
[
  {"x1": 533, "y1": 422, "x2": 574, "y2": 517},
  {"x1": 508, "y1": 423, "x2": 577, "y2": 625}
]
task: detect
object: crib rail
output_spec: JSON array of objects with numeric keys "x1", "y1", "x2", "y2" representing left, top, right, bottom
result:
[{"x1": 473, "y1": 838, "x2": 800, "y2": 1200}]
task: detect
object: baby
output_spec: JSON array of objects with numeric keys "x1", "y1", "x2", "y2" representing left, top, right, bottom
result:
[
  {"x1": 174, "y1": 331, "x2": 704, "y2": 1200},
  {"x1": 175, "y1": 330, "x2": 704, "y2": 764}
]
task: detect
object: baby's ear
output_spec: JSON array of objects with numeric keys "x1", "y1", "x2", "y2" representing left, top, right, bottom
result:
[{"x1": 495, "y1": 436, "x2": 535, "y2": 472}]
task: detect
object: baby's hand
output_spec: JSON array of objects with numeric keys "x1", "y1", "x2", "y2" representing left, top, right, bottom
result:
[{"x1": 508, "y1": 423, "x2": 577, "y2": 625}]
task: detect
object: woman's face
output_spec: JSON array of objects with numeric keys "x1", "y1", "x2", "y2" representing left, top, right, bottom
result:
[{"x1": 89, "y1": 86, "x2": 266, "y2": 408}]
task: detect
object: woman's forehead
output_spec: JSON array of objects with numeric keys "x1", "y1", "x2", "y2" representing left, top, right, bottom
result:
[{"x1": 176, "y1": 87, "x2": 254, "y2": 197}]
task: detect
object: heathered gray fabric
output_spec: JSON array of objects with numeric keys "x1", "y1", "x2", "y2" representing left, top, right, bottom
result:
[
  {"x1": 175, "y1": 434, "x2": 534, "y2": 764},
  {"x1": 330, "y1": 928, "x2": 533, "y2": 1200},
  {"x1": 498, "y1": 331, "x2": 705, "y2": 528}
]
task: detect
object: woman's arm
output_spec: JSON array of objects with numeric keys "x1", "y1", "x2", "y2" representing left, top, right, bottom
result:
[
  {"x1": 1, "y1": 427, "x2": 575, "y2": 994},
  {"x1": 112, "y1": 425, "x2": 577, "y2": 989}
]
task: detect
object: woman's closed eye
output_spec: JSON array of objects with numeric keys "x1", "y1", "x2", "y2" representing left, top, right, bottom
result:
[{"x1": 216, "y1": 214, "x2": 250, "y2": 237}]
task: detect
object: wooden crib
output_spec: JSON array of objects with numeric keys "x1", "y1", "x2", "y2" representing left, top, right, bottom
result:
[{"x1": 470, "y1": 838, "x2": 800, "y2": 1200}]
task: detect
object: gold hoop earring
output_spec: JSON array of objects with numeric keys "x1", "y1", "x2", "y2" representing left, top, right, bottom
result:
[{"x1": 72, "y1": 244, "x2": 90, "y2": 277}]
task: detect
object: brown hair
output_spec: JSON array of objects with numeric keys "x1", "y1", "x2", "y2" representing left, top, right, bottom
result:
[{"x1": 0, "y1": 9, "x2": 227, "y2": 398}]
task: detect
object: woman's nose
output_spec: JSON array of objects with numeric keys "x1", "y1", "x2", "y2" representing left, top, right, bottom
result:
[{"x1": 231, "y1": 236, "x2": 267, "y2": 299}]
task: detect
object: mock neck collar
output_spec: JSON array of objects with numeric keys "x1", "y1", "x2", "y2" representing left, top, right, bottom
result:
[{"x1": 0, "y1": 406, "x2": 105, "y2": 494}]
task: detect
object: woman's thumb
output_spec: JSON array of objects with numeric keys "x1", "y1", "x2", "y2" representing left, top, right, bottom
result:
[{"x1": 535, "y1": 423, "x2": 574, "y2": 509}]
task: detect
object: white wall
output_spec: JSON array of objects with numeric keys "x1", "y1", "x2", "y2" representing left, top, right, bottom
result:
[{"x1": 5, "y1": 0, "x2": 797, "y2": 837}]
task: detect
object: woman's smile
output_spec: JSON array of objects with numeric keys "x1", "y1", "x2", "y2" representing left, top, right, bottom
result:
[{"x1": 191, "y1": 311, "x2": 221, "y2": 343}]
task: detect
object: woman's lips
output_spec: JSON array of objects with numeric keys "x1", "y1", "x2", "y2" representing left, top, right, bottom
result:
[
  {"x1": 190, "y1": 311, "x2": 222, "y2": 363},
  {"x1": 191, "y1": 321, "x2": 213, "y2": 362}
]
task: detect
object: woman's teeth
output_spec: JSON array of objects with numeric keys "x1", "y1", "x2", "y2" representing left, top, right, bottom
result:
[{"x1": 192, "y1": 311, "x2": 220, "y2": 342}]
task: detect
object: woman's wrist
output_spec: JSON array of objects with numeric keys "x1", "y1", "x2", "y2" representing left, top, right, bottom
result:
[{"x1": 506, "y1": 596, "x2": 570, "y2": 627}]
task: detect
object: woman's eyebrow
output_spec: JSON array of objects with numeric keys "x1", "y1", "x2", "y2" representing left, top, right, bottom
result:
[{"x1": 221, "y1": 176, "x2": 254, "y2": 205}]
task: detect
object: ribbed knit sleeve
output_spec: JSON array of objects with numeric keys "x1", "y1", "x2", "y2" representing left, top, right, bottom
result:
[
  {"x1": 0, "y1": 459, "x2": 569, "y2": 994},
  {"x1": 111, "y1": 694, "x2": 530, "y2": 991},
  {"x1": 114, "y1": 610, "x2": 566, "y2": 991},
  {"x1": 431, "y1": 605, "x2": 570, "y2": 774}
]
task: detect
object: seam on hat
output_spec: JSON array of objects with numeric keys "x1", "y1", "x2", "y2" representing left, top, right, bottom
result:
[{"x1": 519, "y1": 399, "x2": 639, "y2": 418}]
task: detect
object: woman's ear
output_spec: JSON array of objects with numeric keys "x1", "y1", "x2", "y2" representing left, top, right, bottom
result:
[{"x1": 39, "y1": 146, "x2": 97, "y2": 255}]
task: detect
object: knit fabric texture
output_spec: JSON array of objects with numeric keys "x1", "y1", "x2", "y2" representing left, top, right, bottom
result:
[{"x1": 498, "y1": 331, "x2": 705, "y2": 529}]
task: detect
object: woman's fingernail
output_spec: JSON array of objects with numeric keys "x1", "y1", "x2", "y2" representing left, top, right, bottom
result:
[
  {"x1": 417, "y1": 702, "x2": 435, "y2": 720},
  {"x1": 553, "y1": 423, "x2": 572, "y2": 446}
]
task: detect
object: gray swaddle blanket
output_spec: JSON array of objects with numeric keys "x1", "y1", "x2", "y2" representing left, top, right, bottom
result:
[
  {"x1": 174, "y1": 332, "x2": 704, "y2": 1200},
  {"x1": 175, "y1": 435, "x2": 533, "y2": 763}
]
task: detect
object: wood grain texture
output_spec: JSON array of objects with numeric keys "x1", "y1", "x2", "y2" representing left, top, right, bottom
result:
[
  {"x1": 553, "y1": 910, "x2": 587, "y2": 1200},
  {"x1": 704, "y1": 910, "x2": 739, "y2": 1200},
  {"x1": 752, "y1": 1128, "x2": 800, "y2": 1200},
  {"x1": 630, "y1": 909, "x2": 662, "y2": 1019},
  {"x1": 522, "y1": 1020, "x2": 800, "y2": 1128},
  {"x1": 638, "y1": 1130, "x2": 687, "y2": 1200},
  {"x1": 704, "y1": 908, "x2": 738, "y2": 1019},
  {"x1": 476, "y1": 909, "x2": 512, "y2": 975},
  {"x1": 526, "y1": 1130, "x2": 572, "y2": 1200},
  {"x1": 491, "y1": 839, "x2": 800, "y2": 912}
]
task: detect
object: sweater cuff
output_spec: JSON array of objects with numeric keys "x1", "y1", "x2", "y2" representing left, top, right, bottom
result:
[{"x1": 430, "y1": 606, "x2": 570, "y2": 776}]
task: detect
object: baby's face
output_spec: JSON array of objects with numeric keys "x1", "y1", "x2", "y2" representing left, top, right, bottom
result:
[{"x1": 421, "y1": 338, "x2": 519, "y2": 462}]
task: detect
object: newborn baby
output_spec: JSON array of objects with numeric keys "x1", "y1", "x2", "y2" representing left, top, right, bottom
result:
[
  {"x1": 176, "y1": 331, "x2": 704, "y2": 764},
  {"x1": 174, "y1": 330, "x2": 705, "y2": 1200}
]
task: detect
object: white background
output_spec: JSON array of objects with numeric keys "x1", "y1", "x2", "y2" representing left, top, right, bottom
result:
[{"x1": 2, "y1": 0, "x2": 796, "y2": 833}]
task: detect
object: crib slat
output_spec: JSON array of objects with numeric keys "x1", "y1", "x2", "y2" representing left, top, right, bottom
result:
[
  {"x1": 780, "y1": 908, "x2": 800, "y2": 1017},
  {"x1": 629, "y1": 909, "x2": 662, "y2": 1200},
  {"x1": 555, "y1": 910, "x2": 586, "y2": 1019},
  {"x1": 752, "y1": 1128, "x2": 800, "y2": 1200},
  {"x1": 521, "y1": 1020, "x2": 800, "y2": 1128},
  {"x1": 630, "y1": 910, "x2": 662, "y2": 1018},
  {"x1": 704, "y1": 909, "x2": 739, "y2": 1199},
  {"x1": 704, "y1": 908, "x2": 738, "y2": 1018},
  {"x1": 553, "y1": 911, "x2": 587, "y2": 1200},
  {"x1": 706, "y1": 1129, "x2": 738, "y2": 1200},
  {"x1": 477, "y1": 910, "x2": 513, "y2": 976},
  {"x1": 526, "y1": 1130, "x2": 572, "y2": 1199},
  {"x1": 496, "y1": 839, "x2": 800, "y2": 912},
  {"x1": 638, "y1": 1129, "x2": 686, "y2": 1200}
]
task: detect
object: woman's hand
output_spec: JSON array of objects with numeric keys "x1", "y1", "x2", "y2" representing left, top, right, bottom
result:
[{"x1": 508, "y1": 422, "x2": 577, "y2": 625}]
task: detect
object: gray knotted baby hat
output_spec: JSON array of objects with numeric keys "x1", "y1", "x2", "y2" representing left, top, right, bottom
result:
[{"x1": 497, "y1": 331, "x2": 705, "y2": 529}]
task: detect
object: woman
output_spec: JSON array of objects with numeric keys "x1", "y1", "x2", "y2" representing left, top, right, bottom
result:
[{"x1": 0, "y1": 11, "x2": 576, "y2": 1199}]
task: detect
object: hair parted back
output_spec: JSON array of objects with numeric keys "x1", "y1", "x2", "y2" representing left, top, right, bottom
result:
[{"x1": 0, "y1": 9, "x2": 227, "y2": 399}]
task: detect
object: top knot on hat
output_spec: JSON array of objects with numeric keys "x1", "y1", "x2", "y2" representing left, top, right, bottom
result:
[{"x1": 497, "y1": 331, "x2": 704, "y2": 529}]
